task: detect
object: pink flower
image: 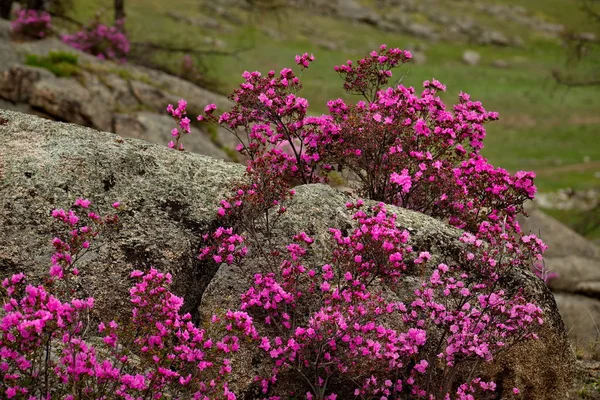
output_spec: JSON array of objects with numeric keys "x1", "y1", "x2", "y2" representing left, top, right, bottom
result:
[{"x1": 74, "y1": 198, "x2": 91, "y2": 208}]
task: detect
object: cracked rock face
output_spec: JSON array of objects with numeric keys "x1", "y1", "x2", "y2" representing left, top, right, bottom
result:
[{"x1": 0, "y1": 111, "x2": 574, "y2": 398}]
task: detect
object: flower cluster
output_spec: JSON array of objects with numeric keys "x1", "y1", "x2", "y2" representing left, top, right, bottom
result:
[
  {"x1": 10, "y1": 9, "x2": 51, "y2": 39},
  {"x1": 0, "y1": 200, "x2": 247, "y2": 399},
  {"x1": 317, "y1": 77, "x2": 536, "y2": 239},
  {"x1": 166, "y1": 99, "x2": 191, "y2": 150},
  {"x1": 49, "y1": 198, "x2": 120, "y2": 280},
  {"x1": 230, "y1": 203, "x2": 541, "y2": 399},
  {"x1": 195, "y1": 59, "x2": 330, "y2": 186},
  {"x1": 61, "y1": 17, "x2": 130, "y2": 62},
  {"x1": 295, "y1": 52, "x2": 315, "y2": 70},
  {"x1": 334, "y1": 44, "x2": 412, "y2": 102}
]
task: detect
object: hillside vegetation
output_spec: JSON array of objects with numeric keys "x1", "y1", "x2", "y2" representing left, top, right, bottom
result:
[{"x1": 64, "y1": 0, "x2": 600, "y2": 235}]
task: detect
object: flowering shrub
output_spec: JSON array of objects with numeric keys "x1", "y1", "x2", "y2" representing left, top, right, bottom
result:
[
  {"x1": 0, "y1": 200, "x2": 250, "y2": 399},
  {"x1": 164, "y1": 45, "x2": 551, "y2": 398},
  {"x1": 61, "y1": 17, "x2": 130, "y2": 62},
  {"x1": 11, "y1": 9, "x2": 51, "y2": 39},
  {"x1": 212, "y1": 201, "x2": 543, "y2": 399}
]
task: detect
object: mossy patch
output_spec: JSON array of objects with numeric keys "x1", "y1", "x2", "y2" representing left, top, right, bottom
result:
[{"x1": 24, "y1": 51, "x2": 80, "y2": 77}]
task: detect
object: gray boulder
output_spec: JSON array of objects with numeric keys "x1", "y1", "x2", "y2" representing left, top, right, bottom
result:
[
  {"x1": 0, "y1": 64, "x2": 54, "y2": 103},
  {"x1": 29, "y1": 77, "x2": 114, "y2": 132},
  {"x1": 555, "y1": 293, "x2": 600, "y2": 358},
  {"x1": 462, "y1": 50, "x2": 481, "y2": 66},
  {"x1": 0, "y1": 109, "x2": 245, "y2": 323},
  {"x1": 113, "y1": 111, "x2": 230, "y2": 160},
  {"x1": 545, "y1": 256, "x2": 600, "y2": 294},
  {"x1": 519, "y1": 207, "x2": 600, "y2": 358},
  {"x1": 518, "y1": 207, "x2": 600, "y2": 259}
]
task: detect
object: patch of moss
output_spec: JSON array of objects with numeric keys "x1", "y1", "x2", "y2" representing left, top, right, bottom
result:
[
  {"x1": 113, "y1": 68, "x2": 153, "y2": 86},
  {"x1": 326, "y1": 170, "x2": 348, "y2": 187},
  {"x1": 24, "y1": 51, "x2": 80, "y2": 77},
  {"x1": 222, "y1": 146, "x2": 239, "y2": 163}
]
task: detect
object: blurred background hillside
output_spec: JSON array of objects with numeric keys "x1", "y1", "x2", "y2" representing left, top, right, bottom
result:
[{"x1": 60, "y1": 0, "x2": 600, "y2": 241}]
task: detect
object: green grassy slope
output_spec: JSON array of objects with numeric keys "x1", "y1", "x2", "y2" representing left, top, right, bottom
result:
[{"x1": 65, "y1": 0, "x2": 600, "y2": 235}]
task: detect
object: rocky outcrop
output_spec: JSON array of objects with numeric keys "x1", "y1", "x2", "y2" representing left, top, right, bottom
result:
[
  {"x1": 285, "y1": 0, "x2": 538, "y2": 45},
  {"x1": 0, "y1": 111, "x2": 575, "y2": 398},
  {"x1": 29, "y1": 77, "x2": 114, "y2": 131},
  {"x1": 519, "y1": 206, "x2": 600, "y2": 358},
  {"x1": 519, "y1": 208, "x2": 600, "y2": 260},
  {"x1": 0, "y1": 22, "x2": 234, "y2": 162}
]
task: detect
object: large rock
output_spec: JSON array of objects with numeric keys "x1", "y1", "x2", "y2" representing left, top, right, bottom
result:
[
  {"x1": 555, "y1": 293, "x2": 600, "y2": 358},
  {"x1": 519, "y1": 207, "x2": 600, "y2": 360},
  {"x1": 113, "y1": 111, "x2": 231, "y2": 160},
  {"x1": 545, "y1": 256, "x2": 600, "y2": 294},
  {"x1": 0, "y1": 109, "x2": 245, "y2": 323},
  {"x1": 0, "y1": 64, "x2": 54, "y2": 103},
  {"x1": 201, "y1": 184, "x2": 575, "y2": 399}
]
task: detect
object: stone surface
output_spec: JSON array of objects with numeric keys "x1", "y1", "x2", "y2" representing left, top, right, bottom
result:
[
  {"x1": 519, "y1": 207, "x2": 600, "y2": 360},
  {"x1": 29, "y1": 77, "x2": 114, "y2": 132},
  {"x1": 555, "y1": 293, "x2": 600, "y2": 358},
  {"x1": 0, "y1": 109, "x2": 245, "y2": 324},
  {"x1": 462, "y1": 50, "x2": 481, "y2": 66},
  {"x1": 201, "y1": 183, "x2": 575, "y2": 399},
  {"x1": 545, "y1": 256, "x2": 600, "y2": 294},
  {"x1": 518, "y1": 207, "x2": 600, "y2": 259},
  {"x1": 0, "y1": 64, "x2": 54, "y2": 103}
]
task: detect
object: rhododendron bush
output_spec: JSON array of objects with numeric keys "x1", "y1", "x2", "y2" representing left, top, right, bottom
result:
[
  {"x1": 1, "y1": 46, "x2": 551, "y2": 399},
  {"x1": 11, "y1": 9, "x2": 52, "y2": 39},
  {"x1": 61, "y1": 17, "x2": 130, "y2": 62},
  {"x1": 1, "y1": 201, "x2": 246, "y2": 398},
  {"x1": 172, "y1": 46, "x2": 549, "y2": 398}
]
